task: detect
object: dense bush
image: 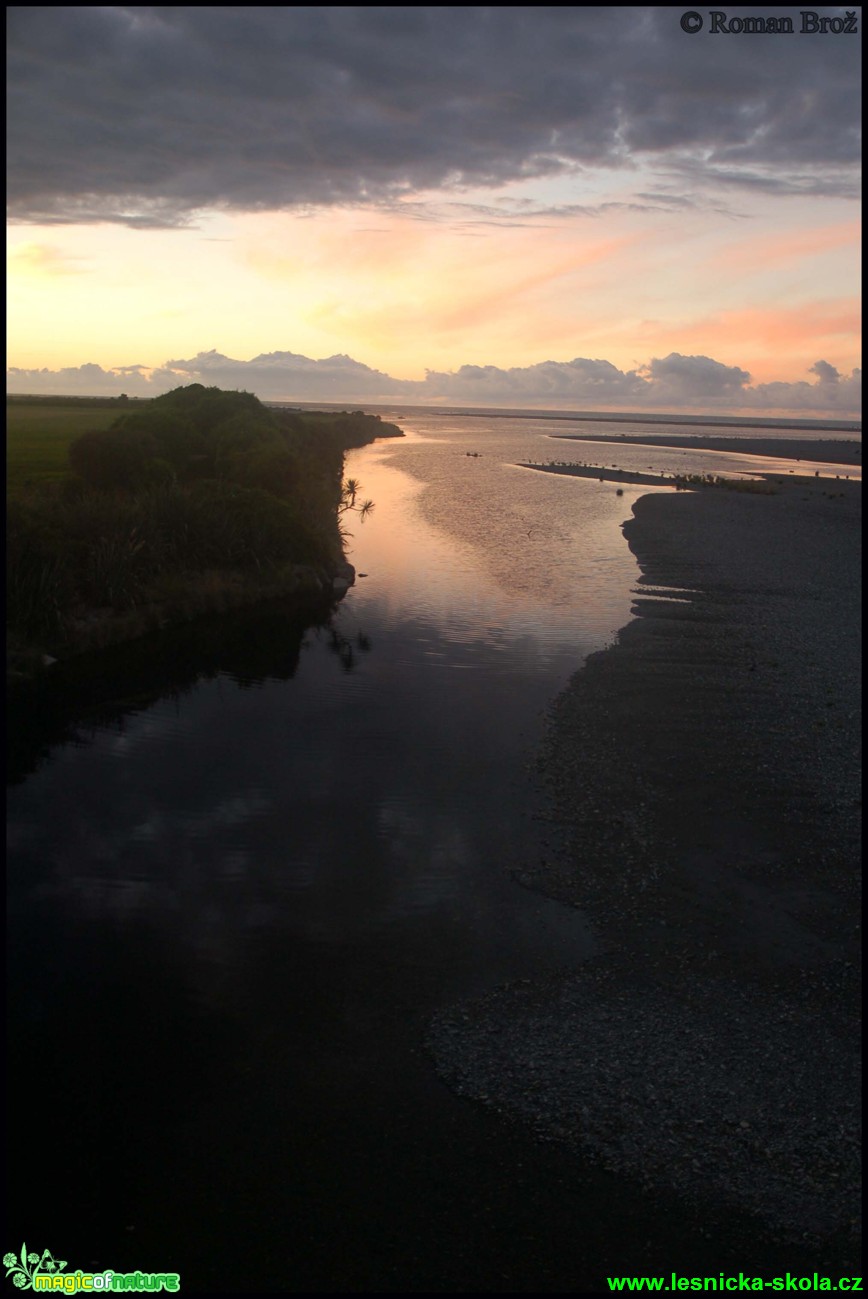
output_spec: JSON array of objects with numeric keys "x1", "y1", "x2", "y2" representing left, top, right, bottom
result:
[
  {"x1": 7, "y1": 478, "x2": 333, "y2": 641},
  {"x1": 7, "y1": 498, "x2": 76, "y2": 638},
  {"x1": 68, "y1": 426, "x2": 156, "y2": 491},
  {"x1": 67, "y1": 386, "x2": 305, "y2": 499},
  {"x1": 108, "y1": 409, "x2": 209, "y2": 482},
  {"x1": 8, "y1": 386, "x2": 392, "y2": 651},
  {"x1": 65, "y1": 385, "x2": 396, "y2": 504}
]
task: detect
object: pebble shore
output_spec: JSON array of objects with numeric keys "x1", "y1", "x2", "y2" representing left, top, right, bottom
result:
[{"x1": 429, "y1": 475, "x2": 861, "y2": 1257}]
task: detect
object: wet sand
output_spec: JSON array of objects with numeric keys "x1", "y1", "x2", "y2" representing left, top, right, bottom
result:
[
  {"x1": 521, "y1": 462, "x2": 680, "y2": 488},
  {"x1": 430, "y1": 476, "x2": 861, "y2": 1263}
]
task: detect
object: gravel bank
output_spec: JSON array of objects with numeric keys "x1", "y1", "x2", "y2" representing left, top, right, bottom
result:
[{"x1": 428, "y1": 477, "x2": 861, "y2": 1254}]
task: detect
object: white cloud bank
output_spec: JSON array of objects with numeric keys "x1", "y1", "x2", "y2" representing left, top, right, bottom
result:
[{"x1": 6, "y1": 349, "x2": 861, "y2": 418}]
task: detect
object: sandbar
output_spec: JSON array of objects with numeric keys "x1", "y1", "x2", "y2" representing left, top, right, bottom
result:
[{"x1": 550, "y1": 432, "x2": 861, "y2": 466}]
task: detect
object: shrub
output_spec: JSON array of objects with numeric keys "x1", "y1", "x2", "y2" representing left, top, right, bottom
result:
[
  {"x1": 10, "y1": 385, "x2": 362, "y2": 654},
  {"x1": 6, "y1": 500, "x2": 75, "y2": 638},
  {"x1": 108, "y1": 409, "x2": 210, "y2": 482},
  {"x1": 68, "y1": 427, "x2": 155, "y2": 491}
]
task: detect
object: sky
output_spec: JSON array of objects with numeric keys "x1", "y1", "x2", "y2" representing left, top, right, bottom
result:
[{"x1": 6, "y1": 6, "x2": 862, "y2": 416}]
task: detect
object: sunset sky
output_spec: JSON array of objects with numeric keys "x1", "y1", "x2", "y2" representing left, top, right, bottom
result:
[{"x1": 6, "y1": 7, "x2": 862, "y2": 415}]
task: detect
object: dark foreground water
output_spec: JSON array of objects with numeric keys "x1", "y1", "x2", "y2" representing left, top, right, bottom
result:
[{"x1": 6, "y1": 413, "x2": 858, "y2": 1290}]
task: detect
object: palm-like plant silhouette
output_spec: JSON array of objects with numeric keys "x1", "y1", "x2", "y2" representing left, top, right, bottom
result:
[{"x1": 338, "y1": 477, "x2": 374, "y2": 531}]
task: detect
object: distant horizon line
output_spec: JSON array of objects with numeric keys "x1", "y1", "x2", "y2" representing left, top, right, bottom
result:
[
  {"x1": 7, "y1": 390, "x2": 861, "y2": 434},
  {"x1": 272, "y1": 401, "x2": 861, "y2": 434}
]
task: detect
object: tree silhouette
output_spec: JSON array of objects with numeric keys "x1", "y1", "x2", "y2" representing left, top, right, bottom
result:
[{"x1": 338, "y1": 477, "x2": 374, "y2": 525}]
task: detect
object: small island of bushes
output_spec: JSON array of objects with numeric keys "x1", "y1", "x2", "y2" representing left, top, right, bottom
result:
[{"x1": 7, "y1": 385, "x2": 403, "y2": 677}]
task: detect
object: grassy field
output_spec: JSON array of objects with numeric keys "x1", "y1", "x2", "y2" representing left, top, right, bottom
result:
[{"x1": 6, "y1": 399, "x2": 133, "y2": 492}]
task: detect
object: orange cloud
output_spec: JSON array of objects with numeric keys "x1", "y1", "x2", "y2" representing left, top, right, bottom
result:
[
  {"x1": 432, "y1": 236, "x2": 634, "y2": 333},
  {"x1": 709, "y1": 221, "x2": 861, "y2": 273},
  {"x1": 241, "y1": 204, "x2": 639, "y2": 372}
]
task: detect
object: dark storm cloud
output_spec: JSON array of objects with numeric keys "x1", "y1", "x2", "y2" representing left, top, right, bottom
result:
[
  {"x1": 662, "y1": 162, "x2": 861, "y2": 201},
  {"x1": 7, "y1": 350, "x2": 861, "y2": 414},
  {"x1": 394, "y1": 194, "x2": 703, "y2": 229},
  {"x1": 7, "y1": 6, "x2": 860, "y2": 225}
]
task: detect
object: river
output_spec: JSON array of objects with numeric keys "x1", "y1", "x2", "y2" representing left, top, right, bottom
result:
[{"x1": 5, "y1": 410, "x2": 858, "y2": 1291}]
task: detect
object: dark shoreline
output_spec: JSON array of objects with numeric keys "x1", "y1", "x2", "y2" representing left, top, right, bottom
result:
[
  {"x1": 549, "y1": 433, "x2": 862, "y2": 466},
  {"x1": 429, "y1": 476, "x2": 861, "y2": 1264},
  {"x1": 6, "y1": 556, "x2": 356, "y2": 688},
  {"x1": 518, "y1": 462, "x2": 856, "y2": 492}
]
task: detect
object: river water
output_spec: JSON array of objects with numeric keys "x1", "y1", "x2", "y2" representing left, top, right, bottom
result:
[{"x1": 5, "y1": 412, "x2": 858, "y2": 1291}]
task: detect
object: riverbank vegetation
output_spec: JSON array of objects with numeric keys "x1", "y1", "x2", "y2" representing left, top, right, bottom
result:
[
  {"x1": 7, "y1": 387, "x2": 401, "y2": 676},
  {"x1": 671, "y1": 471, "x2": 777, "y2": 493},
  {"x1": 521, "y1": 459, "x2": 779, "y2": 494}
]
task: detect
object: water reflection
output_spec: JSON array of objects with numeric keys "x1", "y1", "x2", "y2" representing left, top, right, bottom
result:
[
  {"x1": 8, "y1": 576, "x2": 598, "y2": 1283},
  {"x1": 341, "y1": 428, "x2": 646, "y2": 646},
  {"x1": 7, "y1": 596, "x2": 382, "y2": 785}
]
